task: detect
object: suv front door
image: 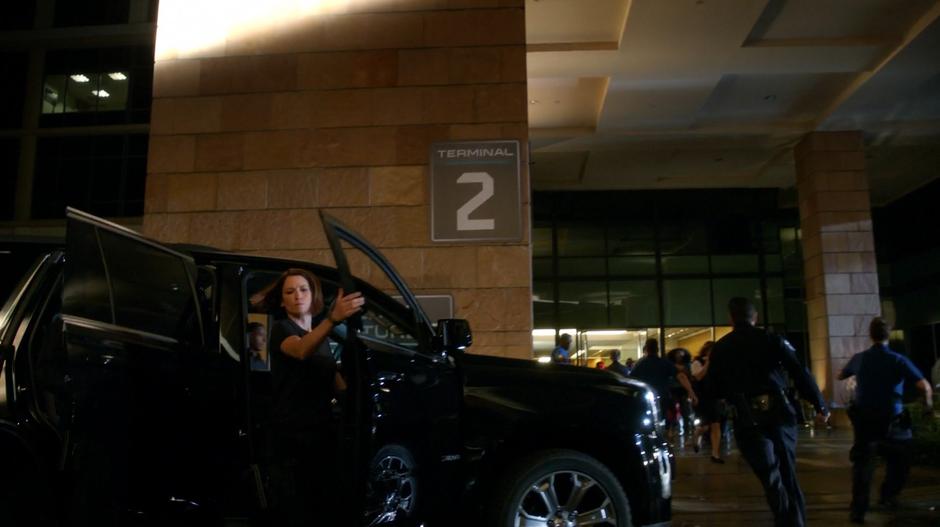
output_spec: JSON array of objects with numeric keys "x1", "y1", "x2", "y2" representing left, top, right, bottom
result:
[{"x1": 320, "y1": 212, "x2": 464, "y2": 525}]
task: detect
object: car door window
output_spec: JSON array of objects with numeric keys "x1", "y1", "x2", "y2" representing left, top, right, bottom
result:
[
  {"x1": 360, "y1": 305, "x2": 419, "y2": 352},
  {"x1": 63, "y1": 211, "x2": 203, "y2": 347}
]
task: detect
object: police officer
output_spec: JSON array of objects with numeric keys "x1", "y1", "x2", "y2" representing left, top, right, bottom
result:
[
  {"x1": 838, "y1": 317, "x2": 934, "y2": 524},
  {"x1": 708, "y1": 297, "x2": 829, "y2": 527}
]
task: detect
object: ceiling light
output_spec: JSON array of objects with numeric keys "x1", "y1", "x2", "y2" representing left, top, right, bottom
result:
[
  {"x1": 108, "y1": 72, "x2": 127, "y2": 80},
  {"x1": 70, "y1": 74, "x2": 90, "y2": 83},
  {"x1": 585, "y1": 330, "x2": 628, "y2": 336},
  {"x1": 529, "y1": 99, "x2": 538, "y2": 104},
  {"x1": 91, "y1": 90, "x2": 110, "y2": 98},
  {"x1": 536, "y1": 356, "x2": 551, "y2": 364}
]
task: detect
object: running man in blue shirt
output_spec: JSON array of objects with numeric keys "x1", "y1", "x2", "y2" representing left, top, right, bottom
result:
[{"x1": 838, "y1": 317, "x2": 934, "y2": 524}]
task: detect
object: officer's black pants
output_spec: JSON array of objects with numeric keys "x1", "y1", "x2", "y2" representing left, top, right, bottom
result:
[
  {"x1": 735, "y1": 421, "x2": 805, "y2": 527},
  {"x1": 849, "y1": 417, "x2": 911, "y2": 516}
]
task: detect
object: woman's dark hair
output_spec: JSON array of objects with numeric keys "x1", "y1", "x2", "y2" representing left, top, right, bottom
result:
[
  {"x1": 869, "y1": 317, "x2": 891, "y2": 342},
  {"x1": 697, "y1": 340, "x2": 715, "y2": 360},
  {"x1": 251, "y1": 268, "x2": 324, "y2": 317},
  {"x1": 643, "y1": 338, "x2": 659, "y2": 356}
]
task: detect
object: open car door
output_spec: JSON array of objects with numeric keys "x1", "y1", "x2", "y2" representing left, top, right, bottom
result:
[
  {"x1": 320, "y1": 211, "x2": 458, "y2": 526},
  {"x1": 59, "y1": 208, "x2": 228, "y2": 523}
]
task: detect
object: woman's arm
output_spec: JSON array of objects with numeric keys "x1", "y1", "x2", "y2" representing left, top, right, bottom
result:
[{"x1": 280, "y1": 289, "x2": 364, "y2": 360}]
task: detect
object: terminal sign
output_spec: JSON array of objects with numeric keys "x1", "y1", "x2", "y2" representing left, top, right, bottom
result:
[{"x1": 430, "y1": 140, "x2": 522, "y2": 242}]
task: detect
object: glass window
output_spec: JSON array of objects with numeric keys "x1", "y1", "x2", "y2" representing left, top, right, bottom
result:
[
  {"x1": 607, "y1": 221, "x2": 656, "y2": 256},
  {"x1": 532, "y1": 257, "x2": 553, "y2": 279},
  {"x1": 532, "y1": 227, "x2": 553, "y2": 257},
  {"x1": 533, "y1": 280, "x2": 554, "y2": 327},
  {"x1": 659, "y1": 220, "x2": 707, "y2": 255},
  {"x1": 762, "y1": 222, "x2": 781, "y2": 254},
  {"x1": 558, "y1": 257, "x2": 605, "y2": 277},
  {"x1": 360, "y1": 308, "x2": 419, "y2": 351},
  {"x1": 0, "y1": 139, "x2": 18, "y2": 220},
  {"x1": 0, "y1": 53, "x2": 28, "y2": 128},
  {"x1": 41, "y1": 47, "x2": 153, "y2": 126},
  {"x1": 556, "y1": 225, "x2": 605, "y2": 257},
  {"x1": 711, "y1": 278, "x2": 762, "y2": 325},
  {"x1": 784, "y1": 299, "x2": 806, "y2": 331},
  {"x1": 765, "y1": 254, "x2": 783, "y2": 273},
  {"x1": 608, "y1": 256, "x2": 656, "y2": 276},
  {"x1": 662, "y1": 255, "x2": 709, "y2": 274},
  {"x1": 42, "y1": 71, "x2": 131, "y2": 115},
  {"x1": 557, "y1": 281, "x2": 607, "y2": 329},
  {"x1": 711, "y1": 254, "x2": 759, "y2": 274},
  {"x1": 663, "y1": 279, "x2": 712, "y2": 326},
  {"x1": 765, "y1": 277, "x2": 785, "y2": 325},
  {"x1": 102, "y1": 231, "x2": 202, "y2": 344},
  {"x1": 32, "y1": 134, "x2": 147, "y2": 219},
  {"x1": 0, "y1": 1, "x2": 35, "y2": 29},
  {"x1": 53, "y1": 0, "x2": 131, "y2": 26},
  {"x1": 609, "y1": 281, "x2": 659, "y2": 327}
]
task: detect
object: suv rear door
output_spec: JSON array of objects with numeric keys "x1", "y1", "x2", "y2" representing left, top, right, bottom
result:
[{"x1": 60, "y1": 208, "x2": 230, "y2": 522}]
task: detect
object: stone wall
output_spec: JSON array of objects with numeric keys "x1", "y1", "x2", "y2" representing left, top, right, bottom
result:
[
  {"x1": 796, "y1": 131, "x2": 880, "y2": 403},
  {"x1": 144, "y1": 0, "x2": 532, "y2": 358}
]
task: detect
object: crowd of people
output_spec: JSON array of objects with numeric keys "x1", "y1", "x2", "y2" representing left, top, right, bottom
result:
[{"x1": 549, "y1": 297, "x2": 934, "y2": 526}]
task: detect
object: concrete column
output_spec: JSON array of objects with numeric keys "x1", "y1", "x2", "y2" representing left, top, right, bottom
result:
[
  {"x1": 145, "y1": 0, "x2": 532, "y2": 358},
  {"x1": 795, "y1": 131, "x2": 880, "y2": 405}
]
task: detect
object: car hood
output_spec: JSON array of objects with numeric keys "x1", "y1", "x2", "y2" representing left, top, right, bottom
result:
[{"x1": 461, "y1": 353, "x2": 647, "y2": 393}]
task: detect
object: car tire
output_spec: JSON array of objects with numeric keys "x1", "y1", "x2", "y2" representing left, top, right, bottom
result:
[
  {"x1": 363, "y1": 444, "x2": 419, "y2": 526},
  {"x1": 488, "y1": 449, "x2": 632, "y2": 527}
]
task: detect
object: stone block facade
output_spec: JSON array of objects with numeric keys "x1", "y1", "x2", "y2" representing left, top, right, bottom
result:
[
  {"x1": 796, "y1": 131, "x2": 879, "y2": 404},
  {"x1": 145, "y1": 0, "x2": 532, "y2": 359}
]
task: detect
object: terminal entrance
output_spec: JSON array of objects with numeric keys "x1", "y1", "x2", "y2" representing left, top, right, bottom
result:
[{"x1": 533, "y1": 327, "x2": 737, "y2": 368}]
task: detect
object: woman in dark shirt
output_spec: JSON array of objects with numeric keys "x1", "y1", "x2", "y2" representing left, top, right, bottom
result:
[{"x1": 252, "y1": 268, "x2": 364, "y2": 526}]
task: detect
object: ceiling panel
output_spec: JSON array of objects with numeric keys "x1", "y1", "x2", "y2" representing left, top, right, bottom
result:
[
  {"x1": 696, "y1": 73, "x2": 856, "y2": 127},
  {"x1": 528, "y1": 77, "x2": 609, "y2": 129},
  {"x1": 525, "y1": 0, "x2": 631, "y2": 45},
  {"x1": 751, "y1": 0, "x2": 936, "y2": 42}
]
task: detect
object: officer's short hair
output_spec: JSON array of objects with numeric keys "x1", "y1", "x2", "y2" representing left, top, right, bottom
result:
[
  {"x1": 728, "y1": 297, "x2": 757, "y2": 325},
  {"x1": 643, "y1": 338, "x2": 659, "y2": 356},
  {"x1": 869, "y1": 317, "x2": 891, "y2": 342},
  {"x1": 559, "y1": 333, "x2": 572, "y2": 345},
  {"x1": 247, "y1": 321, "x2": 265, "y2": 333},
  {"x1": 609, "y1": 349, "x2": 621, "y2": 362}
]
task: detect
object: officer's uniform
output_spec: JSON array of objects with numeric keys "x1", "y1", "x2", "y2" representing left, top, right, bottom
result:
[
  {"x1": 708, "y1": 324, "x2": 827, "y2": 527},
  {"x1": 840, "y1": 342, "x2": 925, "y2": 519}
]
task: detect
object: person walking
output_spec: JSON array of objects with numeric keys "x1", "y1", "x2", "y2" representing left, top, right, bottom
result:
[
  {"x1": 606, "y1": 349, "x2": 630, "y2": 377},
  {"x1": 632, "y1": 338, "x2": 696, "y2": 441},
  {"x1": 691, "y1": 341, "x2": 725, "y2": 463},
  {"x1": 707, "y1": 297, "x2": 829, "y2": 527},
  {"x1": 551, "y1": 333, "x2": 573, "y2": 364},
  {"x1": 838, "y1": 317, "x2": 934, "y2": 524}
]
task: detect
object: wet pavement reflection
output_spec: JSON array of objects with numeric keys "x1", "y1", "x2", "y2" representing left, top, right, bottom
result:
[{"x1": 671, "y1": 426, "x2": 940, "y2": 526}]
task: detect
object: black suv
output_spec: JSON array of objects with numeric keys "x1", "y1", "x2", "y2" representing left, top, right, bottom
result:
[{"x1": 0, "y1": 209, "x2": 672, "y2": 526}]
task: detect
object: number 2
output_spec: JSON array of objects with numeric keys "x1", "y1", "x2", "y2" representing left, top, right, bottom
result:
[{"x1": 456, "y1": 172, "x2": 495, "y2": 231}]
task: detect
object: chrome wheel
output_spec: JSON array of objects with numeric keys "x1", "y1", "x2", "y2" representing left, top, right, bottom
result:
[
  {"x1": 514, "y1": 471, "x2": 617, "y2": 527},
  {"x1": 364, "y1": 450, "x2": 417, "y2": 526}
]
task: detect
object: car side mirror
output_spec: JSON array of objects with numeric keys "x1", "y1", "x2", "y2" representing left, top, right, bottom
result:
[{"x1": 437, "y1": 319, "x2": 472, "y2": 353}]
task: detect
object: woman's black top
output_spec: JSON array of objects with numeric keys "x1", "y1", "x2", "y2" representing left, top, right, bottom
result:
[{"x1": 268, "y1": 317, "x2": 336, "y2": 435}]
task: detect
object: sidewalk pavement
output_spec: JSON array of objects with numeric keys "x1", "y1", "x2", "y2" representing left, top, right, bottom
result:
[{"x1": 670, "y1": 427, "x2": 940, "y2": 526}]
